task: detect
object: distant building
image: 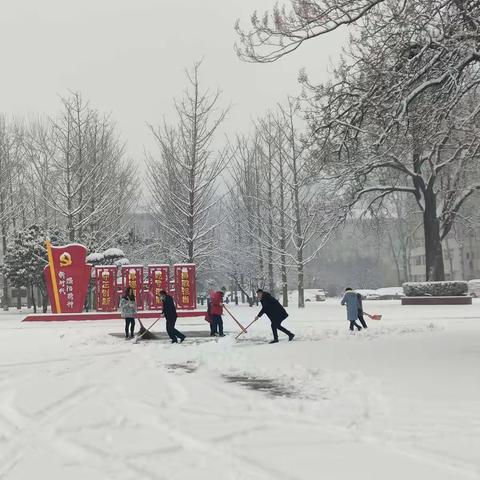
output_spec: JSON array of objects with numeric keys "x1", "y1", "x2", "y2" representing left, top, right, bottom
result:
[{"x1": 409, "y1": 229, "x2": 480, "y2": 282}]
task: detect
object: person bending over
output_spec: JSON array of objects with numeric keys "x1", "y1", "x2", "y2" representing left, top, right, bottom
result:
[
  {"x1": 255, "y1": 289, "x2": 295, "y2": 344},
  {"x1": 160, "y1": 290, "x2": 186, "y2": 344}
]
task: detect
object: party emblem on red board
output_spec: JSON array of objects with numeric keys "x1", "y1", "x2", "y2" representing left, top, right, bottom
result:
[{"x1": 44, "y1": 243, "x2": 92, "y2": 313}]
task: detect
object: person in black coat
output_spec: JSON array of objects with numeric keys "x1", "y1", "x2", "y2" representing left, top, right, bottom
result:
[
  {"x1": 160, "y1": 290, "x2": 186, "y2": 344},
  {"x1": 255, "y1": 289, "x2": 295, "y2": 344}
]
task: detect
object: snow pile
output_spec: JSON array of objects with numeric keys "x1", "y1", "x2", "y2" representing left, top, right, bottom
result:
[{"x1": 376, "y1": 287, "x2": 403, "y2": 297}]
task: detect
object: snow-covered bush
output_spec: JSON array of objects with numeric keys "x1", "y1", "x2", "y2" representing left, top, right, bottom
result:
[
  {"x1": 403, "y1": 281, "x2": 468, "y2": 297},
  {"x1": 86, "y1": 252, "x2": 104, "y2": 264},
  {"x1": 103, "y1": 248, "x2": 125, "y2": 260}
]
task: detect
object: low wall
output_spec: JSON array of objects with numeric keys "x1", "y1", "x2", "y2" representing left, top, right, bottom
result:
[{"x1": 401, "y1": 296, "x2": 472, "y2": 305}]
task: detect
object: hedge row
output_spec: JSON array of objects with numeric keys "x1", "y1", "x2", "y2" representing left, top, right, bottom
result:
[{"x1": 402, "y1": 281, "x2": 468, "y2": 297}]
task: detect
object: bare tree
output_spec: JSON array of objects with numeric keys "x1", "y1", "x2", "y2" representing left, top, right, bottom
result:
[
  {"x1": 146, "y1": 62, "x2": 229, "y2": 269},
  {"x1": 227, "y1": 102, "x2": 340, "y2": 307},
  {"x1": 274, "y1": 99, "x2": 341, "y2": 306},
  {"x1": 302, "y1": 27, "x2": 480, "y2": 280},
  {"x1": 227, "y1": 134, "x2": 267, "y2": 302},
  {"x1": 0, "y1": 116, "x2": 26, "y2": 310},
  {"x1": 33, "y1": 93, "x2": 137, "y2": 249},
  {"x1": 236, "y1": 0, "x2": 480, "y2": 281}
]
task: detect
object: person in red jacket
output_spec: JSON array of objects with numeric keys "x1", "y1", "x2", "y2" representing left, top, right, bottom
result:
[{"x1": 209, "y1": 290, "x2": 225, "y2": 337}]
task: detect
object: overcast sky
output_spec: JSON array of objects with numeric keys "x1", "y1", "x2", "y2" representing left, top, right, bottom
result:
[{"x1": 0, "y1": 0, "x2": 345, "y2": 164}]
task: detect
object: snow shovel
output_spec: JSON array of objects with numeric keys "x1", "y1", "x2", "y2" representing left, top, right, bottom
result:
[
  {"x1": 364, "y1": 312, "x2": 382, "y2": 321},
  {"x1": 223, "y1": 305, "x2": 247, "y2": 334},
  {"x1": 235, "y1": 317, "x2": 258, "y2": 340},
  {"x1": 133, "y1": 318, "x2": 161, "y2": 343}
]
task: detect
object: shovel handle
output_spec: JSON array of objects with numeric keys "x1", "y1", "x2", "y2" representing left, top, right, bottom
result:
[
  {"x1": 224, "y1": 305, "x2": 247, "y2": 333},
  {"x1": 235, "y1": 317, "x2": 258, "y2": 340}
]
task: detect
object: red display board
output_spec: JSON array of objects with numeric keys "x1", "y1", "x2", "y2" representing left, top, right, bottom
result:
[
  {"x1": 174, "y1": 264, "x2": 196, "y2": 310},
  {"x1": 147, "y1": 264, "x2": 170, "y2": 310},
  {"x1": 44, "y1": 243, "x2": 92, "y2": 313},
  {"x1": 121, "y1": 265, "x2": 144, "y2": 310},
  {"x1": 94, "y1": 266, "x2": 118, "y2": 311}
]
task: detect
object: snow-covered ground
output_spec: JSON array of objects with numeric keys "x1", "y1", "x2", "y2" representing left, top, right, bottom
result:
[{"x1": 1, "y1": 299, "x2": 479, "y2": 480}]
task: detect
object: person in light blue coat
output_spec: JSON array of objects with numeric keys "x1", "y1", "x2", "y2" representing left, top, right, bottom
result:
[{"x1": 341, "y1": 287, "x2": 363, "y2": 332}]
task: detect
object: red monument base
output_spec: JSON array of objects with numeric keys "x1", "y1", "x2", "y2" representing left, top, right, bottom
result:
[{"x1": 22, "y1": 310, "x2": 207, "y2": 322}]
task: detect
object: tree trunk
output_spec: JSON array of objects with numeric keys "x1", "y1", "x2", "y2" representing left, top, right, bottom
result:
[
  {"x1": 16, "y1": 287, "x2": 21, "y2": 310},
  {"x1": 293, "y1": 179, "x2": 304, "y2": 308},
  {"x1": 1, "y1": 201, "x2": 9, "y2": 311},
  {"x1": 423, "y1": 187, "x2": 445, "y2": 281},
  {"x1": 40, "y1": 282, "x2": 48, "y2": 313},
  {"x1": 31, "y1": 283, "x2": 37, "y2": 314},
  {"x1": 27, "y1": 284, "x2": 33, "y2": 308},
  {"x1": 278, "y1": 134, "x2": 288, "y2": 307},
  {"x1": 297, "y1": 252, "x2": 304, "y2": 308},
  {"x1": 266, "y1": 145, "x2": 275, "y2": 295},
  {"x1": 240, "y1": 275, "x2": 245, "y2": 303},
  {"x1": 255, "y1": 166, "x2": 264, "y2": 284},
  {"x1": 281, "y1": 259, "x2": 288, "y2": 308}
]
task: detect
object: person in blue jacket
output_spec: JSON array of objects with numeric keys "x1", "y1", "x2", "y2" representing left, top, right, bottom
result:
[{"x1": 341, "y1": 287, "x2": 363, "y2": 332}]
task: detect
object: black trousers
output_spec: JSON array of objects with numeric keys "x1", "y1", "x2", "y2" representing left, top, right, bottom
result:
[
  {"x1": 209, "y1": 315, "x2": 216, "y2": 335},
  {"x1": 271, "y1": 319, "x2": 293, "y2": 340},
  {"x1": 357, "y1": 310, "x2": 368, "y2": 328},
  {"x1": 125, "y1": 317, "x2": 135, "y2": 336},
  {"x1": 349, "y1": 320, "x2": 362, "y2": 331},
  {"x1": 166, "y1": 317, "x2": 184, "y2": 342},
  {"x1": 210, "y1": 314, "x2": 223, "y2": 335}
]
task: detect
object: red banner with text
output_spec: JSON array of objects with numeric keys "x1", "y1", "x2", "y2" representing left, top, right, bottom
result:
[
  {"x1": 94, "y1": 266, "x2": 118, "y2": 312},
  {"x1": 147, "y1": 265, "x2": 170, "y2": 310},
  {"x1": 173, "y1": 264, "x2": 196, "y2": 310},
  {"x1": 121, "y1": 265, "x2": 144, "y2": 310},
  {"x1": 44, "y1": 244, "x2": 92, "y2": 313}
]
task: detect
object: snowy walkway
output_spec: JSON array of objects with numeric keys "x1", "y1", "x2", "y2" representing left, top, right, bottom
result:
[{"x1": 1, "y1": 300, "x2": 479, "y2": 479}]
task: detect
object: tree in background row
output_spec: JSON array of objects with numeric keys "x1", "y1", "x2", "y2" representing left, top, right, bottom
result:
[
  {"x1": 226, "y1": 100, "x2": 341, "y2": 307},
  {"x1": 0, "y1": 94, "x2": 138, "y2": 310},
  {"x1": 237, "y1": 0, "x2": 480, "y2": 281},
  {"x1": 146, "y1": 62, "x2": 229, "y2": 277}
]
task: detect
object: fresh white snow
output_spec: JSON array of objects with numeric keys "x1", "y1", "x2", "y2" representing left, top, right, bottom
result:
[
  {"x1": 1, "y1": 299, "x2": 479, "y2": 480},
  {"x1": 86, "y1": 253, "x2": 104, "y2": 263}
]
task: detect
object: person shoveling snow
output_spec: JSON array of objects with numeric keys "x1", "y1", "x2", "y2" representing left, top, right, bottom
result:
[
  {"x1": 135, "y1": 319, "x2": 161, "y2": 341},
  {"x1": 160, "y1": 290, "x2": 186, "y2": 344},
  {"x1": 341, "y1": 288, "x2": 363, "y2": 333},
  {"x1": 119, "y1": 287, "x2": 137, "y2": 339},
  {"x1": 254, "y1": 289, "x2": 295, "y2": 344}
]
